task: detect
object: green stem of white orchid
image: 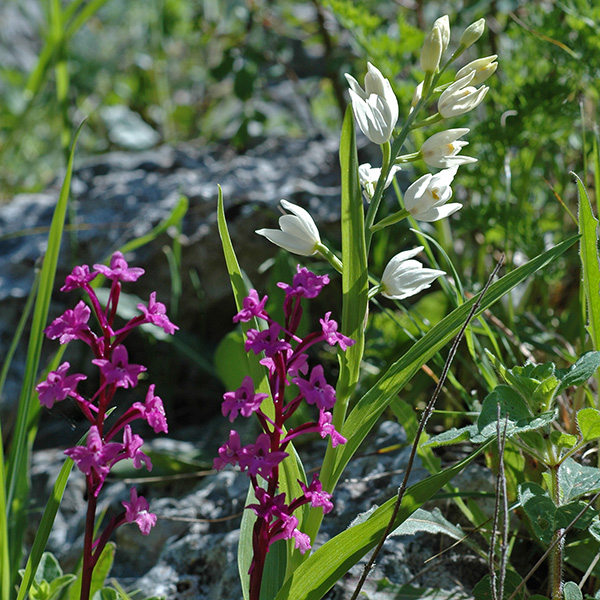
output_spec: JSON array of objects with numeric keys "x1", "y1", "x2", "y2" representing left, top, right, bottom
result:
[
  {"x1": 370, "y1": 208, "x2": 410, "y2": 233},
  {"x1": 411, "y1": 113, "x2": 443, "y2": 130},
  {"x1": 316, "y1": 242, "x2": 344, "y2": 274}
]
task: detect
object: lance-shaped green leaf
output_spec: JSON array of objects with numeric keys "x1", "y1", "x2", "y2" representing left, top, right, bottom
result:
[
  {"x1": 333, "y1": 235, "x2": 578, "y2": 484},
  {"x1": 336, "y1": 106, "x2": 368, "y2": 418},
  {"x1": 576, "y1": 172, "x2": 600, "y2": 350}
]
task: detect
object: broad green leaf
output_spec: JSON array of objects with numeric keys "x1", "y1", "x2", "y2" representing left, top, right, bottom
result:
[
  {"x1": 577, "y1": 407, "x2": 600, "y2": 442},
  {"x1": 518, "y1": 482, "x2": 595, "y2": 544},
  {"x1": 274, "y1": 444, "x2": 488, "y2": 600},
  {"x1": 560, "y1": 457, "x2": 600, "y2": 502},
  {"x1": 68, "y1": 542, "x2": 115, "y2": 600},
  {"x1": 333, "y1": 235, "x2": 578, "y2": 486},
  {"x1": 425, "y1": 386, "x2": 556, "y2": 448},
  {"x1": 563, "y1": 581, "x2": 583, "y2": 600},
  {"x1": 91, "y1": 588, "x2": 119, "y2": 600},
  {"x1": 556, "y1": 351, "x2": 600, "y2": 392},
  {"x1": 485, "y1": 350, "x2": 559, "y2": 412},
  {"x1": 214, "y1": 331, "x2": 250, "y2": 390},
  {"x1": 549, "y1": 430, "x2": 577, "y2": 451},
  {"x1": 576, "y1": 172, "x2": 600, "y2": 350},
  {"x1": 472, "y1": 571, "x2": 528, "y2": 600}
]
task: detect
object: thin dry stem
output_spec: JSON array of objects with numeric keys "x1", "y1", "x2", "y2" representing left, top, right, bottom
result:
[{"x1": 349, "y1": 255, "x2": 505, "y2": 600}]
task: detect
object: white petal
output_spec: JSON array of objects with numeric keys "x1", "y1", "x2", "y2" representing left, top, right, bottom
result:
[{"x1": 255, "y1": 228, "x2": 317, "y2": 256}]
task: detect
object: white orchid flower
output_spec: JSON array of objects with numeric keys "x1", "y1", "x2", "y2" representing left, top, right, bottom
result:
[
  {"x1": 345, "y1": 63, "x2": 399, "y2": 144},
  {"x1": 380, "y1": 247, "x2": 445, "y2": 300},
  {"x1": 256, "y1": 199, "x2": 321, "y2": 256},
  {"x1": 358, "y1": 163, "x2": 402, "y2": 202},
  {"x1": 456, "y1": 55, "x2": 498, "y2": 86},
  {"x1": 404, "y1": 167, "x2": 461, "y2": 222},
  {"x1": 438, "y1": 72, "x2": 489, "y2": 118},
  {"x1": 421, "y1": 128, "x2": 477, "y2": 168}
]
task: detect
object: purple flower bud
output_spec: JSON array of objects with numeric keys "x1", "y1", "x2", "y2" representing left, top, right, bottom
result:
[
  {"x1": 319, "y1": 312, "x2": 355, "y2": 351},
  {"x1": 299, "y1": 474, "x2": 333, "y2": 513},
  {"x1": 245, "y1": 323, "x2": 292, "y2": 358},
  {"x1": 132, "y1": 384, "x2": 168, "y2": 433},
  {"x1": 239, "y1": 433, "x2": 289, "y2": 479},
  {"x1": 317, "y1": 410, "x2": 347, "y2": 448},
  {"x1": 65, "y1": 426, "x2": 122, "y2": 493},
  {"x1": 213, "y1": 430, "x2": 243, "y2": 470},
  {"x1": 61, "y1": 265, "x2": 98, "y2": 292},
  {"x1": 121, "y1": 425, "x2": 152, "y2": 471}
]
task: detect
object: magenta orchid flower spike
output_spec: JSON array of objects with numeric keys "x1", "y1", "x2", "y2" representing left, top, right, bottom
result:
[
  {"x1": 214, "y1": 265, "x2": 353, "y2": 599},
  {"x1": 36, "y1": 252, "x2": 177, "y2": 600}
]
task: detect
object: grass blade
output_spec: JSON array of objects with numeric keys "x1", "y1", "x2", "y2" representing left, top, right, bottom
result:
[{"x1": 5, "y1": 120, "x2": 85, "y2": 591}]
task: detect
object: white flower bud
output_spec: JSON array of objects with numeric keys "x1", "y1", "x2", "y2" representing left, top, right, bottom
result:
[
  {"x1": 433, "y1": 15, "x2": 451, "y2": 53},
  {"x1": 420, "y1": 25, "x2": 443, "y2": 73},
  {"x1": 460, "y1": 18, "x2": 486, "y2": 48},
  {"x1": 421, "y1": 128, "x2": 477, "y2": 168},
  {"x1": 438, "y1": 72, "x2": 489, "y2": 118}
]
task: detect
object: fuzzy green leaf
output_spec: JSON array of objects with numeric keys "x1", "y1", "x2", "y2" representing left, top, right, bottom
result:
[
  {"x1": 556, "y1": 351, "x2": 600, "y2": 392},
  {"x1": 560, "y1": 458, "x2": 600, "y2": 502},
  {"x1": 577, "y1": 407, "x2": 600, "y2": 443}
]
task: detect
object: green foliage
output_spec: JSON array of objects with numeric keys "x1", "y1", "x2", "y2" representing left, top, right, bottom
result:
[{"x1": 18, "y1": 553, "x2": 76, "y2": 600}]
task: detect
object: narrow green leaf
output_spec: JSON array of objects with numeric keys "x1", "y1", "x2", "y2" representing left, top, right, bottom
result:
[
  {"x1": 336, "y1": 106, "x2": 368, "y2": 417},
  {"x1": 333, "y1": 235, "x2": 579, "y2": 485},
  {"x1": 576, "y1": 172, "x2": 600, "y2": 350},
  {"x1": 16, "y1": 458, "x2": 74, "y2": 600},
  {"x1": 7, "y1": 121, "x2": 85, "y2": 595},
  {"x1": 274, "y1": 443, "x2": 489, "y2": 600}
]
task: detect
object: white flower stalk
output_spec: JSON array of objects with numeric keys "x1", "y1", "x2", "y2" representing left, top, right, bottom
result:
[
  {"x1": 256, "y1": 199, "x2": 321, "y2": 256},
  {"x1": 420, "y1": 24, "x2": 443, "y2": 73},
  {"x1": 438, "y1": 72, "x2": 489, "y2": 118},
  {"x1": 404, "y1": 167, "x2": 461, "y2": 222},
  {"x1": 380, "y1": 247, "x2": 445, "y2": 299},
  {"x1": 358, "y1": 163, "x2": 401, "y2": 202},
  {"x1": 460, "y1": 18, "x2": 486, "y2": 48},
  {"x1": 421, "y1": 128, "x2": 477, "y2": 168},
  {"x1": 345, "y1": 63, "x2": 399, "y2": 144},
  {"x1": 456, "y1": 55, "x2": 498, "y2": 86}
]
